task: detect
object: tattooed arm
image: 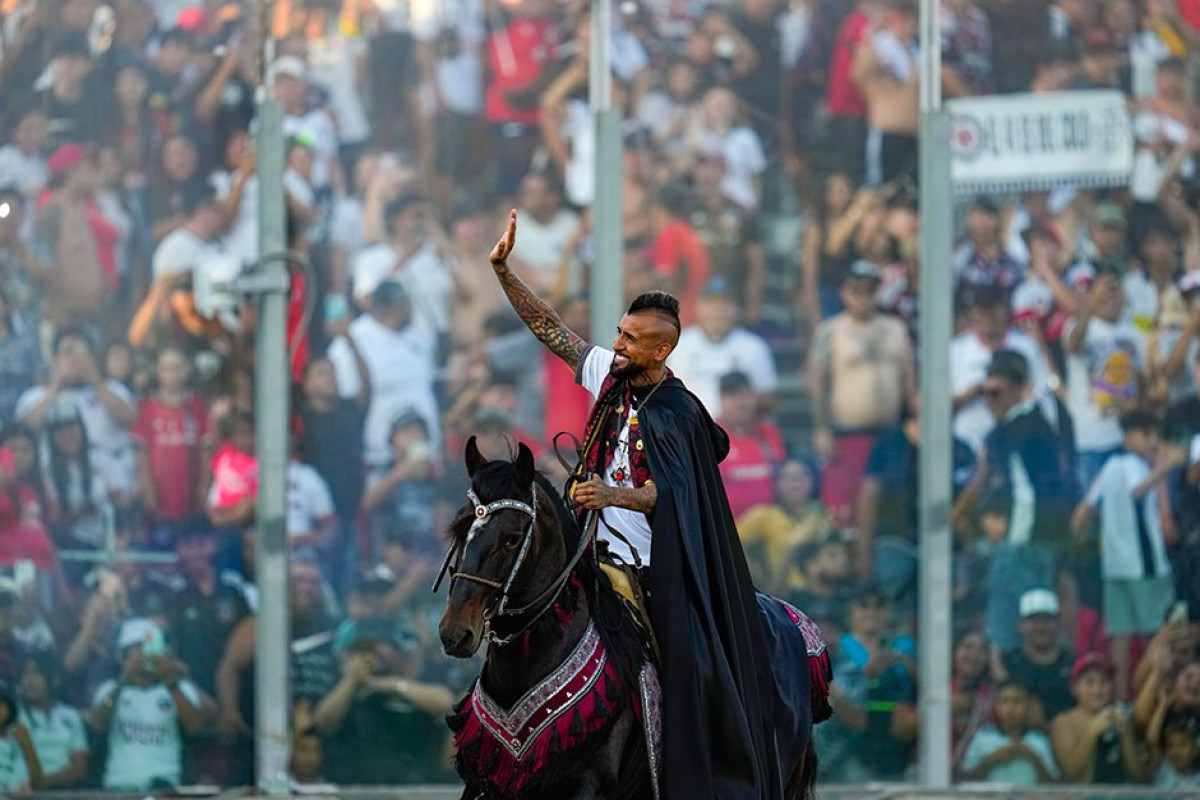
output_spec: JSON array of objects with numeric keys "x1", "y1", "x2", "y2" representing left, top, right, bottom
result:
[{"x1": 489, "y1": 209, "x2": 588, "y2": 371}]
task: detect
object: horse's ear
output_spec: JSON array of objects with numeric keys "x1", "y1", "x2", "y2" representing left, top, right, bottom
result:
[
  {"x1": 515, "y1": 442, "x2": 535, "y2": 486},
  {"x1": 465, "y1": 436, "x2": 487, "y2": 478}
]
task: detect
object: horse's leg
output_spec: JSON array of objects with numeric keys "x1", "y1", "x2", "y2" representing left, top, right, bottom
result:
[{"x1": 571, "y1": 776, "x2": 601, "y2": 800}]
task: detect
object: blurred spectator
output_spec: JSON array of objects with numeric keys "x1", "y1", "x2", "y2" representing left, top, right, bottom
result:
[
  {"x1": 1064, "y1": 271, "x2": 1147, "y2": 489},
  {"x1": 1076, "y1": 28, "x2": 1121, "y2": 90},
  {"x1": 150, "y1": 134, "x2": 207, "y2": 242},
  {"x1": 824, "y1": 0, "x2": 879, "y2": 179},
  {"x1": 0, "y1": 676, "x2": 42, "y2": 792},
  {"x1": 950, "y1": 628, "x2": 994, "y2": 775},
  {"x1": 686, "y1": 87, "x2": 767, "y2": 211},
  {"x1": 0, "y1": 182, "x2": 51, "y2": 342},
  {"x1": 738, "y1": 457, "x2": 834, "y2": 596},
  {"x1": 0, "y1": 287, "x2": 42, "y2": 429},
  {"x1": 955, "y1": 351, "x2": 1074, "y2": 658},
  {"x1": 0, "y1": 109, "x2": 48, "y2": 234},
  {"x1": 852, "y1": 0, "x2": 919, "y2": 187},
  {"x1": 361, "y1": 409, "x2": 439, "y2": 557},
  {"x1": 15, "y1": 651, "x2": 89, "y2": 789},
  {"x1": 313, "y1": 620, "x2": 453, "y2": 784},
  {"x1": 1154, "y1": 718, "x2": 1200, "y2": 787},
  {"x1": 273, "y1": 56, "x2": 340, "y2": 200},
  {"x1": 0, "y1": 445, "x2": 54, "y2": 569},
  {"x1": 286, "y1": 441, "x2": 337, "y2": 556},
  {"x1": 37, "y1": 36, "x2": 100, "y2": 150},
  {"x1": 0, "y1": 583, "x2": 33, "y2": 685},
  {"x1": 508, "y1": 171, "x2": 580, "y2": 296},
  {"x1": 799, "y1": 173, "x2": 866, "y2": 327},
  {"x1": 999, "y1": 589, "x2": 1075, "y2": 723},
  {"x1": 788, "y1": 536, "x2": 853, "y2": 614},
  {"x1": 649, "y1": 181, "x2": 710, "y2": 326},
  {"x1": 1050, "y1": 652, "x2": 1145, "y2": 783},
  {"x1": 960, "y1": 678, "x2": 1058, "y2": 783},
  {"x1": 89, "y1": 619, "x2": 211, "y2": 790},
  {"x1": 133, "y1": 346, "x2": 210, "y2": 546},
  {"x1": 951, "y1": 285, "x2": 1051, "y2": 452},
  {"x1": 670, "y1": 277, "x2": 776, "y2": 417},
  {"x1": 940, "y1": 0, "x2": 993, "y2": 98},
  {"x1": 716, "y1": 371, "x2": 785, "y2": 519},
  {"x1": 1072, "y1": 409, "x2": 1181, "y2": 700},
  {"x1": 328, "y1": 280, "x2": 438, "y2": 468},
  {"x1": 689, "y1": 150, "x2": 766, "y2": 322},
  {"x1": 809, "y1": 259, "x2": 915, "y2": 529},
  {"x1": 954, "y1": 197, "x2": 1026, "y2": 299},
  {"x1": 205, "y1": 410, "x2": 257, "y2": 531}
]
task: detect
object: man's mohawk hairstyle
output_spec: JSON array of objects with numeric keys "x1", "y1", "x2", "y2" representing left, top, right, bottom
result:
[{"x1": 627, "y1": 290, "x2": 681, "y2": 334}]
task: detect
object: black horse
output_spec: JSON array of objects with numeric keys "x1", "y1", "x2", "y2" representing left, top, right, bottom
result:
[{"x1": 438, "y1": 438, "x2": 826, "y2": 799}]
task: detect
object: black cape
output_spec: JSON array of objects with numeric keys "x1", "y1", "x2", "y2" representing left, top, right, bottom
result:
[{"x1": 638, "y1": 377, "x2": 795, "y2": 799}]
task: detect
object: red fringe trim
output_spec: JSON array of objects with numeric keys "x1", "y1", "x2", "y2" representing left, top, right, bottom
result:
[{"x1": 809, "y1": 650, "x2": 834, "y2": 724}]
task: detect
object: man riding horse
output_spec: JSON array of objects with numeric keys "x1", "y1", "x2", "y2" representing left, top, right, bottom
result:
[{"x1": 487, "y1": 210, "x2": 826, "y2": 798}]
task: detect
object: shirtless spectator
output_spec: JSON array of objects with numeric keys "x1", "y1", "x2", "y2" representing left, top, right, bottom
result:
[
  {"x1": 852, "y1": 0, "x2": 919, "y2": 187},
  {"x1": 809, "y1": 259, "x2": 915, "y2": 529}
]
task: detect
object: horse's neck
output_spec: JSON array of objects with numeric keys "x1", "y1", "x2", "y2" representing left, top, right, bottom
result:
[{"x1": 480, "y1": 583, "x2": 591, "y2": 710}]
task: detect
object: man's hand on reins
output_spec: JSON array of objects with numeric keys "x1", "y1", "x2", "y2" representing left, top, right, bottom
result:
[
  {"x1": 490, "y1": 208, "x2": 517, "y2": 266},
  {"x1": 573, "y1": 474, "x2": 658, "y2": 513}
]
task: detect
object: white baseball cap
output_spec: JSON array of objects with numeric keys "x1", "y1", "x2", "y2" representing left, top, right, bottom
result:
[{"x1": 1018, "y1": 588, "x2": 1060, "y2": 618}]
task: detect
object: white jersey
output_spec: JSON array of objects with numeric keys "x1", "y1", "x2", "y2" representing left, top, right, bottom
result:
[{"x1": 93, "y1": 680, "x2": 200, "y2": 790}]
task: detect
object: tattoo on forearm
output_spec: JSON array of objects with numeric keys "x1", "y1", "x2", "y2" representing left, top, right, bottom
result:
[
  {"x1": 619, "y1": 483, "x2": 657, "y2": 513},
  {"x1": 495, "y1": 265, "x2": 586, "y2": 367}
]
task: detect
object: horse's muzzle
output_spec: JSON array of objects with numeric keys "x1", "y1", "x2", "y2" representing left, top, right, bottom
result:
[{"x1": 440, "y1": 618, "x2": 482, "y2": 658}]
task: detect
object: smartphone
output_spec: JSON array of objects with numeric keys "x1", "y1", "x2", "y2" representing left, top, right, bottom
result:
[
  {"x1": 1168, "y1": 600, "x2": 1189, "y2": 624},
  {"x1": 13, "y1": 560, "x2": 35, "y2": 592},
  {"x1": 142, "y1": 627, "x2": 166, "y2": 673}
]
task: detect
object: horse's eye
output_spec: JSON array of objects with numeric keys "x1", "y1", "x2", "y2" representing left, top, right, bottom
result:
[{"x1": 502, "y1": 531, "x2": 522, "y2": 550}]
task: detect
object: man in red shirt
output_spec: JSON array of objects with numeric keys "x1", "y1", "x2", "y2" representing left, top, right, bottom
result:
[
  {"x1": 650, "y1": 182, "x2": 710, "y2": 328},
  {"x1": 825, "y1": 0, "x2": 882, "y2": 180},
  {"x1": 717, "y1": 371, "x2": 786, "y2": 520}
]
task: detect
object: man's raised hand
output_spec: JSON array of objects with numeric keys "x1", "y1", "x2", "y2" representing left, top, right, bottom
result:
[{"x1": 491, "y1": 209, "x2": 518, "y2": 265}]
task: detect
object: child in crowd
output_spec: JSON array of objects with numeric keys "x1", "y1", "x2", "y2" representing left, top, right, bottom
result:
[
  {"x1": 1154, "y1": 719, "x2": 1200, "y2": 788},
  {"x1": 1050, "y1": 653, "x2": 1145, "y2": 784},
  {"x1": 1071, "y1": 409, "x2": 1185, "y2": 700},
  {"x1": 961, "y1": 679, "x2": 1059, "y2": 784}
]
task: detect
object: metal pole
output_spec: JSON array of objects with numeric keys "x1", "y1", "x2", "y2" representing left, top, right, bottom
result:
[
  {"x1": 589, "y1": 0, "x2": 623, "y2": 341},
  {"x1": 254, "y1": 96, "x2": 293, "y2": 796},
  {"x1": 918, "y1": 0, "x2": 953, "y2": 788}
]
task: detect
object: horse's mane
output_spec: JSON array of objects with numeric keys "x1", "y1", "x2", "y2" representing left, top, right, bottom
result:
[{"x1": 445, "y1": 458, "x2": 644, "y2": 688}]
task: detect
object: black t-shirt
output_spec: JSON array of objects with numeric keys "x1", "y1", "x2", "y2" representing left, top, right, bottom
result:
[
  {"x1": 323, "y1": 688, "x2": 448, "y2": 784},
  {"x1": 688, "y1": 203, "x2": 760, "y2": 304},
  {"x1": 300, "y1": 398, "x2": 365, "y2": 518},
  {"x1": 169, "y1": 574, "x2": 249, "y2": 695},
  {"x1": 865, "y1": 428, "x2": 975, "y2": 543},
  {"x1": 1165, "y1": 396, "x2": 1200, "y2": 445},
  {"x1": 1002, "y1": 647, "x2": 1074, "y2": 720}
]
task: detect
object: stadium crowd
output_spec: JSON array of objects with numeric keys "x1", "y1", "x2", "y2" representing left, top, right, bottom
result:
[{"x1": 0, "y1": 0, "x2": 1199, "y2": 790}]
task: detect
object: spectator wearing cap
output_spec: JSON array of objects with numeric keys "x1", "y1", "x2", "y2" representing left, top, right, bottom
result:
[
  {"x1": 32, "y1": 144, "x2": 112, "y2": 332},
  {"x1": 956, "y1": 349, "x2": 1076, "y2": 660},
  {"x1": 1072, "y1": 409, "x2": 1182, "y2": 701},
  {"x1": 352, "y1": 192, "x2": 451, "y2": 337},
  {"x1": 328, "y1": 280, "x2": 439, "y2": 468},
  {"x1": 953, "y1": 196, "x2": 1026, "y2": 299},
  {"x1": 89, "y1": 618, "x2": 210, "y2": 790},
  {"x1": 669, "y1": 276, "x2": 777, "y2": 417},
  {"x1": 15, "y1": 651, "x2": 89, "y2": 789},
  {"x1": 715, "y1": 370, "x2": 785, "y2": 519},
  {"x1": 313, "y1": 617, "x2": 454, "y2": 784},
  {"x1": 689, "y1": 148, "x2": 767, "y2": 324},
  {"x1": 273, "y1": 56, "x2": 341, "y2": 200},
  {"x1": 649, "y1": 181, "x2": 711, "y2": 327},
  {"x1": 1064, "y1": 263, "x2": 1146, "y2": 490},
  {"x1": 1050, "y1": 652, "x2": 1144, "y2": 783},
  {"x1": 999, "y1": 588, "x2": 1075, "y2": 722},
  {"x1": 952, "y1": 285, "x2": 1052, "y2": 452},
  {"x1": 507, "y1": 171, "x2": 581, "y2": 297},
  {"x1": 809, "y1": 259, "x2": 915, "y2": 530}
]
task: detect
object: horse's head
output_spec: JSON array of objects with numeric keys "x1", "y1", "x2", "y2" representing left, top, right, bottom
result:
[{"x1": 438, "y1": 436, "x2": 566, "y2": 658}]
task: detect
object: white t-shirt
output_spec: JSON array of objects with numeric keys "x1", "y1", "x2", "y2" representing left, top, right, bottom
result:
[
  {"x1": 286, "y1": 461, "x2": 335, "y2": 538},
  {"x1": 1064, "y1": 316, "x2": 1147, "y2": 452},
  {"x1": 577, "y1": 346, "x2": 653, "y2": 566},
  {"x1": 1130, "y1": 30, "x2": 1173, "y2": 98},
  {"x1": 961, "y1": 726, "x2": 1059, "y2": 785},
  {"x1": 1084, "y1": 452, "x2": 1173, "y2": 581},
  {"x1": 509, "y1": 209, "x2": 580, "y2": 293},
  {"x1": 352, "y1": 241, "x2": 451, "y2": 335},
  {"x1": 950, "y1": 329, "x2": 1050, "y2": 452},
  {"x1": 412, "y1": 0, "x2": 486, "y2": 115},
  {"x1": 330, "y1": 194, "x2": 365, "y2": 265},
  {"x1": 0, "y1": 732, "x2": 32, "y2": 792},
  {"x1": 282, "y1": 109, "x2": 339, "y2": 190},
  {"x1": 1190, "y1": 432, "x2": 1200, "y2": 467},
  {"x1": 152, "y1": 226, "x2": 224, "y2": 280},
  {"x1": 0, "y1": 144, "x2": 46, "y2": 246},
  {"x1": 211, "y1": 171, "x2": 259, "y2": 264},
  {"x1": 706, "y1": 127, "x2": 767, "y2": 211},
  {"x1": 668, "y1": 326, "x2": 778, "y2": 418},
  {"x1": 562, "y1": 98, "x2": 595, "y2": 208},
  {"x1": 16, "y1": 381, "x2": 138, "y2": 497},
  {"x1": 17, "y1": 703, "x2": 89, "y2": 781},
  {"x1": 327, "y1": 314, "x2": 439, "y2": 467},
  {"x1": 93, "y1": 679, "x2": 201, "y2": 790},
  {"x1": 307, "y1": 34, "x2": 371, "y2": 145}
]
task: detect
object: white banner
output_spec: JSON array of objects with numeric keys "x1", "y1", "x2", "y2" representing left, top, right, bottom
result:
[{"x1": 948, "y1": 91, "x2": 1133, "y2": 195}]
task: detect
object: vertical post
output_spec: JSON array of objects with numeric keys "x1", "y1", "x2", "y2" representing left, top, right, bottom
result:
[
  {"x1": 254, "y1": 96, "x2": 293, "y2": 796},
  {"x1": 589, "y1": 0, "x2": 623, "y2": 341},
  {"x1": 918, "y1": 0, "x2": 953, "y2": 788}
]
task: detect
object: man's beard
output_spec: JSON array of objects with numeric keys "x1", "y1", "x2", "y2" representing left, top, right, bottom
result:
[{"x1": 609, "y1": 356, "x2": 647, "y2": 381}]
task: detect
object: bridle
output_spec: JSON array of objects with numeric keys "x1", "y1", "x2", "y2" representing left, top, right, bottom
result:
[{"x1": 433, "y1": 481, "x2": 597, "y2": 647}]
